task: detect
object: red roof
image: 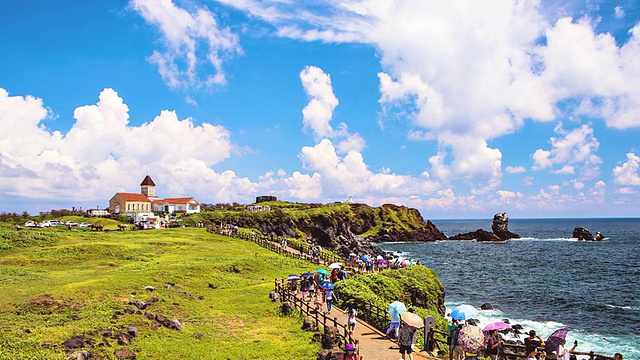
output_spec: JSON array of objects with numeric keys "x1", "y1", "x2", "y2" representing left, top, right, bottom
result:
[
  {"x1": 116, "y1": 193, "x2": 151, "y2": 202},
  {"x1": 140, "y1": 175, "x2": 156, "y2": 186},
  {"x1": 161, "y1": 197, "x2": 199, "y2": 205}
]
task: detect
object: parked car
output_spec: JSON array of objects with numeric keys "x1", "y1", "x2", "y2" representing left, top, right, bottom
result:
[
  {"x1": 24, "y1": 221, "x2": 37, "y2": 227},
  {"x1": 65, "y1": 221, "x2": 79, "y2": 227},
  {"x1": 79, "y1": 222, "x2": 91, "y2": 227},
  {"x1": 136, "y1": 221, "x2": 156, "y2": 230},
  {"x1": 39, "y1": 220, "x2": 52, "y2": 227}
]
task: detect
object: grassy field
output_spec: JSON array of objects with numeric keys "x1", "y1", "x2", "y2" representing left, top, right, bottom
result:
[{"x1": 0, "y1": 225, "x2": 319, "y2": 359}]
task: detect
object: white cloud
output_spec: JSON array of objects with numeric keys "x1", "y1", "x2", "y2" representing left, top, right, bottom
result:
[
  {"x1": 612, "y1": 152, "x2": 640, "y2": 185},
  {"x1": 505, "y1": 166, "x2": 526, "y2": 174},
  {"x1": 131, "y1": 0, "x2": 242, "y2": 88},
  {"x1": 532, "y1": 123, "x2": 601, "y2": 177},
  {"x1": 0, "y1": 87, "x2": 257, "y2": 205},
  {"x1": 571, "y1": 180, "x2": 585, "y2": 190},
  {"x1": 614, "y1": 6, "x2": 625, "y2": 19},
  {"x1": 300, "y1": 65, "x2": 339, "y2": 139}
]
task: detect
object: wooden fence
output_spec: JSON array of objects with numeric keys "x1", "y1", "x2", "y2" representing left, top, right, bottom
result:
[{"x1": 274, "y1": 278, "x2": 360, "y2": 357}]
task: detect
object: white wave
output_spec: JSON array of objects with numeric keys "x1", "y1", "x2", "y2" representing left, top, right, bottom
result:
[{"x1": 606, "y1": 304, "x2": 640, "y2": 311}]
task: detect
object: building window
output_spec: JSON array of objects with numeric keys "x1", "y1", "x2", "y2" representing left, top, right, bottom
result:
[
  {"x1": 189, "y1": 205, "x2": 197, "y2": 211},
  {"x1": 127, "y1": 204, "x2": 130, "y2": 211}
]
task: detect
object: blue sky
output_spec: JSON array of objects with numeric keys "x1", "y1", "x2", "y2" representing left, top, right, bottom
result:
[{"x1": 1, "y1": 0, "x2": 639, "y2": 219}]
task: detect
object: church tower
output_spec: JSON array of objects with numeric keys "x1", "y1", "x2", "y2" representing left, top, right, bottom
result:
[{"x1": 140, "y1": 175, "x2": 159, "y2": 201}]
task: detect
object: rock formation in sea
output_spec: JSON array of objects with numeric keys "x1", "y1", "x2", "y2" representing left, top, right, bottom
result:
[
  {"x1": 448, "y1": 212, "x2": 520, "y2": 241},
  {"x1": 572, "y1": 227, "x2": 604, "y2": 241}
]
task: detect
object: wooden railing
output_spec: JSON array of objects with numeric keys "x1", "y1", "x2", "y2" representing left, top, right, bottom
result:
[
  {"x1": 274, "y1": 278, "x2": 360, "y2": 356},
  {"x1": 206, "y1": 225, "x2": 345, "y2": 265}
]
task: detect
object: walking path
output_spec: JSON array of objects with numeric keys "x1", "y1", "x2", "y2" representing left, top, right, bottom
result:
[
  {"x1": 327, "y1": 305, "x2": 439, "y2": 360},
  {"x1": 275, "y1": 243, "x2": 440, "y2": 359}
]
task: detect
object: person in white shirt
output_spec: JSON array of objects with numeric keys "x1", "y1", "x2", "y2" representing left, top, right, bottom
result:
[{"x1": 557, "y1": 340, "x2": 577, "y2": 360}]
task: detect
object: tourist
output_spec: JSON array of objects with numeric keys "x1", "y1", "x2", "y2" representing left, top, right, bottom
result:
[
  {"x1": 289, "y1": 280, "x2": 297, "y2": 296},
  {"x1": 331, "y1": 268, "x2": 339, "y2": 283},
  {"x1": 447, "y1": 318, "x2": 459, "y2": 360},
  {"x1": 485, "y1": 329, "x2": 503, "y2": 360},
  {"x1": 398, "y1": 319, "x2": 418, "y2": 360},
  {"x1": 524, "y1": 330, "x2": 545, "y2": 349},
  {"x1": 613, "y1": 354, "x2": 624, "y2": 360},
  {"x1": 346, "y1": 307, "x2": 357, "y2": 333},
  {"x1": 300, "y1": 278, "x2": 309, "y2": 300},
  {"x1": 308, "y1": 277, "x2": 315, "y2": 298},
  {"x1": 314, "y1": 291, "x2": 324, "y2": 313},
  {"x1": 526, "y1": 346, "x2": 538, "y2": 360},
  {"x1": 325, "y1": 288, "x2": 337, "y2": 313},
  {"x1": 338, "y1": 266, "x2": 347, "y2": 281},
  {"x1": 385, "y1": 316, "x2": 400, "y2": 340},
  {"x1": 557, "y1": 339, "x2": 577, "y2": 360},
  {"x1": 343, "y1": 343, "x2": 359, "y2": 360}
]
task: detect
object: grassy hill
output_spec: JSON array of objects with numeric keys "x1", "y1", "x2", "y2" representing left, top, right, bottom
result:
[{"x1": 0, "y1": 224, "x2": 319, "y2": 359}]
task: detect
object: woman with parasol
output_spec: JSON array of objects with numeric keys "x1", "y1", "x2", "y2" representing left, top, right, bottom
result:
[{"x1": 397, "y1": 310, "x2": 424, "y2": 360}]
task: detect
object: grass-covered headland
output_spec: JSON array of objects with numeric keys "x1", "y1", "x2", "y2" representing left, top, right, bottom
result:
[{"x1": 0, "y1": 224, "x2": 319, "y2": 359}]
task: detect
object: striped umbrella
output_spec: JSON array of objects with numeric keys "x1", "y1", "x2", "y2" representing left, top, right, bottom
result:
[{"x1": 545, "y1": 327, "x2": 569, "y2": 353}]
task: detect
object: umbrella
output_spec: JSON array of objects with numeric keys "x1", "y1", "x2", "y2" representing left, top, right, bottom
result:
[
  {"x1": 483, "y1": 321, "x2": 512, "y2": 332},
  {"x1": 400, "y1": 312, "x2": 424, "y2": 328},
  {"x1": 361, "y1": 255, "x2": 370, "y2": 261},
  {"x1": 378, "y1": 259, "x2": 389, "y2": 264},
  {"x1": 376, "y1": 255, "x2": 384, "y2": 260},
  {"x1": 287, "y1": 274, "x2": 301, "y2": 281},
  {"x1": 316, "y1": 269, "x2": 330, "y2": 275},
  {"x1": 451, "y1": 304, "x2": 478, "y2": 320},
  {"x1": 301, "y1": 272, "x2": 315, "y2": 278},
  {"x1": 349, "y1": 252, "x2": 357, "y2": 257},
  {"x1": 401, "y1": 259, "x2": 410, "y2": 267},
  {"x1": 321, "y1": 282, "x2": 334, "y2": 290},
  {"x1": 388, "y1": 301, "x2": 407, "y2": 321},
  {"x1": 328, "y1": 262, "x2": 343, "y2": 269},
  {"x1": 545, "y1": 327, "x2": 569, "y2": 353},
  {"x1": 458, "y1": 325, "x2": 486, "y2": 354}
]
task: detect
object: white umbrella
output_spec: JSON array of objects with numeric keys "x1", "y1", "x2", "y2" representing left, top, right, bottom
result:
[
  {"x1": 451, "y1": 304, "x2": 478, "y2": 320},
  {"x1": 328, "y1": 262, "x2": 343, "y2": 269}
]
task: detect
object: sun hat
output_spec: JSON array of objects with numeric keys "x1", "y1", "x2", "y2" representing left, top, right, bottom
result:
[{"x1": 346, "y1": 343, "x2": 355, "y2": 351}]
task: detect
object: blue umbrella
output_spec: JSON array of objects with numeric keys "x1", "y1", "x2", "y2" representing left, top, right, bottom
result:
[
  {"x1": 321, "y1": 282, "x2": 334, "y2": 290},
  {"x1": 287, "y1": 274, "x2": 301, "y2": 281},
  {"x1": 316, "y1": 269, "x2": 330, "y2": 275},
  {"x1": 361, "y1": 255, "x2": 370, "y2": 261},
  {"x1": 301, "y1": 272, "x2": 315, "y2": 277},
  {"x1": 451, "y1": 304, "x2": 478, "y2": 320},
  {"x1": 388, "y1": 301, "x2": 407, "y2": 321}
]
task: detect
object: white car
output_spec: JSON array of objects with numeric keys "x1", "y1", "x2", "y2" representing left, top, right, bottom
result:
[
  {"x1": 24, "y1": 221, "x2": 37, "y2": 227},
  {"x1": 65, "y1": 221, "x2": 79, "y2": 226},
  {"x1": 79, "y1": 222, "x2": 91, "y2": 227}
]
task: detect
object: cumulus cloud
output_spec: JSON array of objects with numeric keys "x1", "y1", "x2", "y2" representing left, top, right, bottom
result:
[
  {"x1": 505, "y1": 166, "x2": 526, "y2": 174},
  {"x1": 531, "y1": 123, "x2": 601, "y2": 177},
  {"x1": 0, "y1": 87, "x2": 255, "y2": 205},
  {"x1": 131, "y1": 0, "x2": 242, "y2": 88},
  {"x1": 612, "y1": 152, "x2": 640, "y2": 185}
]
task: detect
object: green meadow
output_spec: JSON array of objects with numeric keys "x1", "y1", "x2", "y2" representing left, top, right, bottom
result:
[{"x1": 0, "y1": 224, "x2": 319, "y2": 359}]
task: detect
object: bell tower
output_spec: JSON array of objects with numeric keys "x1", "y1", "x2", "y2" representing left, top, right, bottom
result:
[{"x1": 140, "y1": 175, "x2": 158, "y2": 200}]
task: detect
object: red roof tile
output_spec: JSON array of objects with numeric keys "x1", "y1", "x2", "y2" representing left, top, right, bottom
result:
[
  {"x1": 116, "y1": 193, "x2": 151, "y2": 202},
  {"x1": 140, "y1": 175, "x2": 156, "y2": 186},
  {"x1": 160, "y1": 197, "x2": 199, "y2": 205}
]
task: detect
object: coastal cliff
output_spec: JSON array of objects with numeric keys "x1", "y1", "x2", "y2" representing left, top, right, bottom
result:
[{"x1": 187, "y1": 202, "x2": 447, "y2": 258}]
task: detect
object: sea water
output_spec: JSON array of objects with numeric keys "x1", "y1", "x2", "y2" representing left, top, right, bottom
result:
[{"x1": 378, "y1": 218, "x2": 640, "y2": 359}]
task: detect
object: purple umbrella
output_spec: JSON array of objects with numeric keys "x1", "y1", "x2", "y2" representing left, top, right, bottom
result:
[
  {"x1": 483, "y1": 321, "x2": 512, "y2": 332},
  {"x1": 545, "y1": 327, "x2": 569, "y2": 353}
]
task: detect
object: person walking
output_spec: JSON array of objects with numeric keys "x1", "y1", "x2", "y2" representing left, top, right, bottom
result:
[
  {"x1": 398, "y1": 320, "x2": 418, "y2": 360},
  {"x1": 325, "y1": 288, "x2": 337, "y2": 313},
  {"x1": 346, "y1": 307, "x2": 357, "y2": 333}
]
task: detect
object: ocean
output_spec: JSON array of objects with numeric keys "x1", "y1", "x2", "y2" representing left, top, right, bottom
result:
[{"x1": 377, "y1": 218, "x2": 640, "y2": 359}]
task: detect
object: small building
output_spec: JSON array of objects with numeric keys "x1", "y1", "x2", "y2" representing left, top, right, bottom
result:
[
  {"x1": 108, "y1": 175, "x2": 200, "y2": 216},
  {"x1": 109, "y1": 193, "x2": 152, "y2": 215},
  {"x1": 87, "y1": 208, "x2": 110, "y2": 217},
  {"x1": 152, "y1": 197, "x2": 201, "y2": 214}
]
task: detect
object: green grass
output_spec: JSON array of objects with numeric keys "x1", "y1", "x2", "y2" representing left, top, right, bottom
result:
[{"x1": 0, "y1": 225, "x2": 320, "y2": 359}]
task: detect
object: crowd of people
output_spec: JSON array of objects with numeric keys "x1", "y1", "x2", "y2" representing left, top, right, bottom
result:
[{"x1": 446, "y1": 318, "x2": 626, "y2": 360}]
